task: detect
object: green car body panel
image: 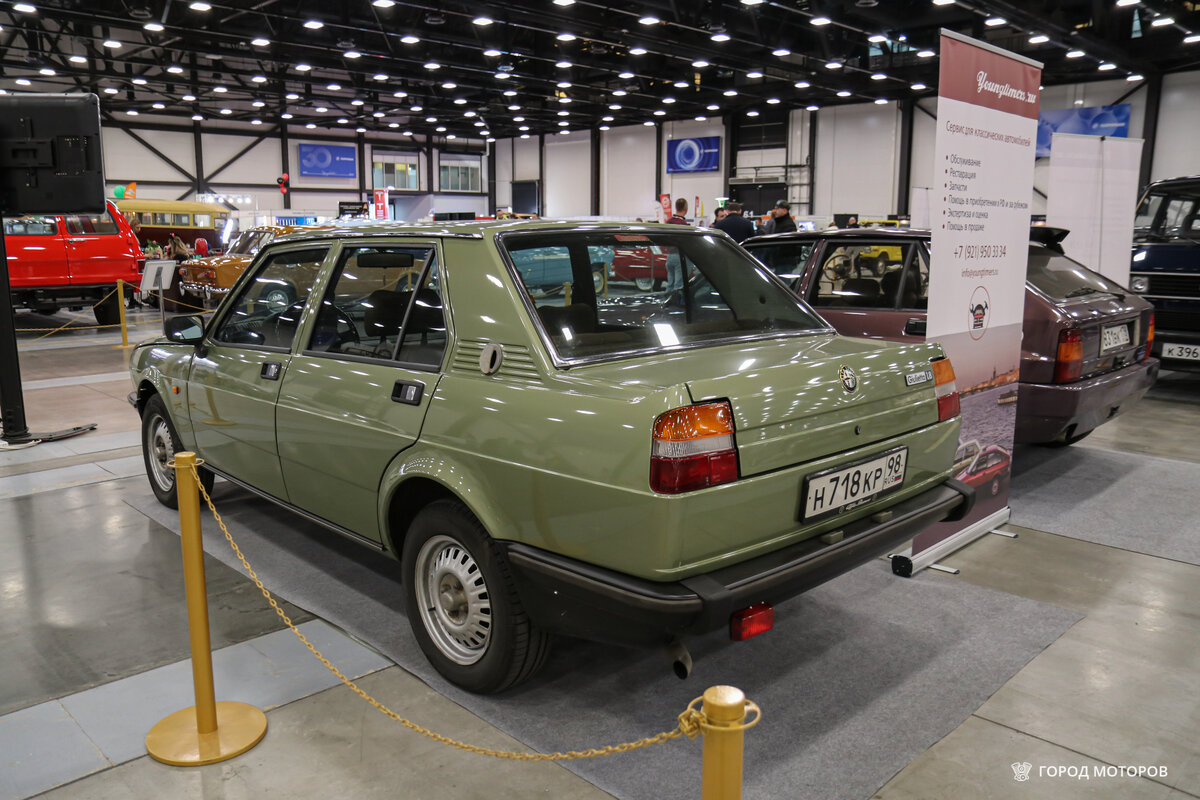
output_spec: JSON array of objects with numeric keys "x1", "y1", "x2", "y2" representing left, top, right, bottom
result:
[{"x1": 130, "y1": 220, "x2": 968, "y2": 659}]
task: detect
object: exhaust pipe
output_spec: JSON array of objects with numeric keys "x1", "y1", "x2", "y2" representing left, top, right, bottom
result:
[{"x1": 667, "y1": 640, "x2": 692, "y2": 680}]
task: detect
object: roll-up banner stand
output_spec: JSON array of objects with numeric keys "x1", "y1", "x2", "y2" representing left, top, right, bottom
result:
[
  {"x1": 902, "y1": 30, "x2": 1042, "y2": 572},
  {"x1": 1046, "y1": 133, "x2": 1143, "y2": 287}
]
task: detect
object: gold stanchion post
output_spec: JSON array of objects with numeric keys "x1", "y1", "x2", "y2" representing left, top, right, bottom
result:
[
  {"x1": 701, "y1": 685, "x2": 748, "y2": 800},
  {"x1": 145, "y1": 451, "x2": 267, "y2": 766},
  {"x1": 116, "y1": 279, "x2": 129, "y2": 347}
]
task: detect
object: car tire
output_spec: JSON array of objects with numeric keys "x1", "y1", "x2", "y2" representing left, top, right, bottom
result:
[
  {"x1": 141, "y1": 394, "x2": 215, "y2": 509},
  {"x1": 93, "y1": 290, "x2": 122, "y2": 326},
  {"x1": 634, "y1": 276, "x2": 663, "y2": 291},
  {"x1": 990, "y1": 478, "x2": 1000, "y2": 497},
  {"x1": 402, "y1": 499, "x2": 550, "y2": 693}
]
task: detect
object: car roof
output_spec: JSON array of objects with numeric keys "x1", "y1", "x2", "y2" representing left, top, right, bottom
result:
[
  {"x1": 744, "y1": 228, "x2": 932, "y2": 245},
  {"x1": 271, "y1": 218, "x2": 724, "y2": 244},
  {"x1": 1144, "y1": 175, "x2": 1200, "y2": 193}
]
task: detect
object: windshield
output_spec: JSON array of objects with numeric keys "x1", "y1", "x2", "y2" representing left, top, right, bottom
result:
[
  {"x1": 501, "y1": 230, "x2": 828, "y2": 362},
  {"x1": 1134, "y1": 188, "x2": 1200, "y2": 240},
  {"x1": 228, "y1": 230, "x2": 269, "y2": 255},
  {"x1": 1026, "y1": 246, "x2": 1127, "y2": 301}
]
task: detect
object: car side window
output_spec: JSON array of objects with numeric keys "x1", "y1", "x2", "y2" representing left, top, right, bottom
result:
[
  {"x1": 899, "y1": 248, "x2": 931, "y2": 310},
  {"x1": 3, "y1": 216, "x2": 58, "y2": 236},
  {"x1": 212, "y1": 246, "x2": 330, "y2": 349},
  {"x1": 396, "y1": 258, "x2": 448, "y2": 368},
  {"x1": 64, "y1": 210, "x2": 121, "y2": 235},
  {"x1": 306, "y1": 244, "x2": 435, "y2": 360},
  {"x1": 810, "y1": 242, "x2": 912, "y2": 308},
  {"x1": 749, "y1": 241, "x2": 813, "y2": 286}
]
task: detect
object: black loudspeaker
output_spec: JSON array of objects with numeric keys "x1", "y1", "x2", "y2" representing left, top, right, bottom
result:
[{"x1": 0, "y1": 94, "x2": 106, "y2": 215}]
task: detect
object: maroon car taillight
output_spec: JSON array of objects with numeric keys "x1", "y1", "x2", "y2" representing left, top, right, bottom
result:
[
  {"x1": 1145, "y1": 312, "x2": 1155, "y2": 356},
  {"x1": 1054, "y1": 328, "x2": 1083, "y2": 383},
  {"x1": 931, "y1": 357, "x2": 960, "y2": 422},
  {"x1": 650, "y1": 401, "x2": 738, "y2": 494}
]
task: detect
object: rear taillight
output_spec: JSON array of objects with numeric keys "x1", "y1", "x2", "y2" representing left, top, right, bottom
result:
[
  {"x1": 731, "y1": 603, "x2": 774, "y2": 641},
  {"x1": 1146, "y1": 312, "x2": 1155, "y2": 355},
  {"x1": 931, "y1": 357, "x2": 960, "y2": 422},
  {"x1": 1054, "y1": 328, "x2": 1083, "y2": 383},
  {"x1": 650, "y1": 401, "x2": 738, "y2": 494},
  {"x1": 135, "y1": 256, "x2": 145, "y2": 275}
]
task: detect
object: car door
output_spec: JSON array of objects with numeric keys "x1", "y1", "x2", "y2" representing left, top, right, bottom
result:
[
  {"x1": 3, "y1": 215, "x2": 69, "y2": 291},
  {"x1": 62, "y1": 204, "x2": 136, "y2": 287},
  {"x1": 187, "y1": 243, "x2": 333, "y2": 500},
  {"x1": 275, "y1": 240, "x2": 448, "y2": 541}
]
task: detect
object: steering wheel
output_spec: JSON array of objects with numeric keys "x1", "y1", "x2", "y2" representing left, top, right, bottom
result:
[
  {"x1": 312, "y1": 302, "x2": 361, "y2": 349},
  {"x1": 822, "y1": 254, "x2": 852, "y2": 283}
]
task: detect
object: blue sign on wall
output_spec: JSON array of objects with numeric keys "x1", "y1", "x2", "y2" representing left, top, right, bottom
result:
[
  {"x1": 297, "y1": 143, "x2": 358, "y2": 178},
  {"x1": 666, "y1": 137, "x2": 721, "y2": 173},
  {"x1": 1036, "y1": 104, "x2": 1131, "y2": 158}
]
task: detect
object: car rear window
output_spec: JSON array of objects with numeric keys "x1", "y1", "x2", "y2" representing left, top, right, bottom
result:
[
  {"x1": 1026, "y1": 246, "x2": 1127, "y2": 301},
  {"x1": 501, "y1": 230, "x2": 828, "y2": 362},
  {"x1": 65, "y1": 210, "x2": 121, "y2": 235}
]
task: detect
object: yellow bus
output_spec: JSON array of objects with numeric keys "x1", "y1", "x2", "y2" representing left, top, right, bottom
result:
[{"x1": 115, "y1": 199, "x2": 231, "y2": 252}]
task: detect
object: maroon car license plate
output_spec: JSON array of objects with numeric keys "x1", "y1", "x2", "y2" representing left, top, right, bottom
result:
[
  {"x1": 801, "y1": 447, "x2": 908, "y2": 522},
  {"x1": 1101, "y1": 323, "x2": 1131, "y2": 353}
]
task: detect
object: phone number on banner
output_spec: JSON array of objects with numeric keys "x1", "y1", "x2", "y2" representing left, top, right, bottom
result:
[{"x1": 953, "y1": 244, "x2": 1008, "y2": 259}]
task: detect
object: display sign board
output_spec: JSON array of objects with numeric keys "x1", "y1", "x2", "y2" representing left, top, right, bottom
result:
[
  {"x1": 0, "y1": 94, "x2": 106, "y2": 215},
  {"x1": 658, "y1": 193, "x2": 672, "y2": 221},
  {"x1": 139, "y1": 259, "x2": 177, "y2": 294},
  {"x1": 1036, "y1": 104, "x2": 1130, "y2": 158},
  {"x1": 337, "y1": 200, "x2": 369, "y2": 218},
  {"x1": 666, "y1": 137, "x2": 721, "y2": 173},
  {"x1": 915, "y1": 30, "x2": 1042, "y2": 564},
  {"x1": 298, "y1": 143, "x2": 357, "y2": 179},
  {"x1": 373, "y1": 188, "x2": 389, "y2": 220},
  {"x1": 1046, "y1": 133, "x2": 1143, "y2": 286}
]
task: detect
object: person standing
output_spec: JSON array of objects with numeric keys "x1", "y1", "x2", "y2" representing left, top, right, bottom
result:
[
  {"x1": 666, "y1": 197, "x2": 689, "y2": 225},
  {"x1": 761, "y1": 200, "x2": 798, "y2": 235},
  {"x1": 664, "y1": 198, "x2": 689, "y2": 292},
  {"x1": 712, "y1": 201, "x2": 755, "y2": 243}
]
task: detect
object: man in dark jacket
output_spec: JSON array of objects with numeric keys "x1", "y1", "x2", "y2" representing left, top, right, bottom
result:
[
  {"x1": 761, "y1": 200, "x2": 798, "y2": 234},
  {"x1": 712, "y1": 201, "x2": 756, "y2": 243}
]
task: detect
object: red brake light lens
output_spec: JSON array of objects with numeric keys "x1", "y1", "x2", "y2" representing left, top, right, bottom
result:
[
  {"x1": 931, "y1": 357, "x2": 960, "y2": 422},
  {"x1": 731, "y1": 603, "x2": 774, "y2": 641},
  {"x1": 1054, "y1": 328, "x2": 1083, "y2": 383},
  {"x1": 650, "y1": 401, "x2": 738, "y2": 494},
  {"x1": 1145, "y1": 312, "x2": 1155, "y2": 356}
]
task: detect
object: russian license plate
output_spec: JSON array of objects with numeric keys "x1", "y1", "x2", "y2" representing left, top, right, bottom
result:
[
  {"x1": 802, "y1": 447, "x2": 907, "y2": 522},
  {"x1": 1100, "y1": 323, "x2": 1131, "y2": 353},
  {"x1": 1163, "y1": 342, "x2": 1200, "y2": 361}
]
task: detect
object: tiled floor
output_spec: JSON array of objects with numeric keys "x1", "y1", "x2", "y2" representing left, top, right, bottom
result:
[{"x1": 3, "y1": 310, "x2": 1198, "y2": 800}]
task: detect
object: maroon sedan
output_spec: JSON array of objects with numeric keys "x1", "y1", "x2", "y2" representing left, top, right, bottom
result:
[{"x1": 743, "y1": 228, "x2": 1159, "y2": 446}]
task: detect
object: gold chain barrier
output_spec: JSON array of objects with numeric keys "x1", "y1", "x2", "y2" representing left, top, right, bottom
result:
[{"x1": 180, "y1": 459, "x2": 759, "y2": 792}]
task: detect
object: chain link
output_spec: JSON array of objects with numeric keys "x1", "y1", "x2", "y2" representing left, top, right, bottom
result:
[{"x1": 188, "y1": 464, "x2": 694, "y2": 761}]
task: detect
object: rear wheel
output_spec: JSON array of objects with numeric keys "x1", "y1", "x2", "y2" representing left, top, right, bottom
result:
[
  {"x1": 634, "y1": 276, "x2": 662, "y2": 291},
  {"x1": 93, "y1": 290, "x2": 122, "y2": 326},
  {"x1": 141, "y1": 394, "x2": 214, "y2": 509},
  {"x1": 402, "y1": 499, "x2": 549, "y2": 693}
]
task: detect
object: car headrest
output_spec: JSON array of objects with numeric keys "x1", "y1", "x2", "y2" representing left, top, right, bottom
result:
[{"x1": 364, "y1": 289, "x2": 411, "y2": 338}]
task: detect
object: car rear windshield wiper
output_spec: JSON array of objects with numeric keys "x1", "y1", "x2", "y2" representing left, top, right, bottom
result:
[{"x1": 1064, "y1": 287, "x2": 1125, "y2": 301}]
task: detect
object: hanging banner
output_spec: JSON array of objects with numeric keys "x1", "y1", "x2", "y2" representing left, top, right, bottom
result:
[
  {"x1": 1046, "y1": 133, "x2": 1143, "y2": 286},
  {"x1": 373, "y1": 188, "x2": 390, "y2": 220},
  {"x1": 659, "y1": 193, "x2": 672, "y2": 221},
  {"x1": 912, "y1": 30, "x2": 1042, "y2": 566}
]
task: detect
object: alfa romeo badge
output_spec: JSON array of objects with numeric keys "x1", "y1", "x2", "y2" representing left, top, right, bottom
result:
[{"x1": 839, "y1": 365, "x2": 858, "y2": 393}]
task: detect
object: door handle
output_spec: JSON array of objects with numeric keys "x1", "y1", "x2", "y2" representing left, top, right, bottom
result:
[
  {"x1": 904, "y1": 317, "x2": 927, "y2": 337},
  {"x1": 260, "y1": 361, "x2": 282, "y2": 380},
  {"x1": 392, "y1": 380, "x2": 424, "y2": 405},
  {"x1": 68, "y1": 238, "x2": 88, "y2": 243}
]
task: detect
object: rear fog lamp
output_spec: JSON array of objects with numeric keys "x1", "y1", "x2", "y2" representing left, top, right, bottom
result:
[
  {"x1": 931, "y1": 357, "x2": 960, "y2": 421},
  {"x1": 731, "y1": 602, "x2": 774, "y2": 641}
]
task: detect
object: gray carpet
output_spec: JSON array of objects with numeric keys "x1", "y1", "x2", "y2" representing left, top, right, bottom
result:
[
  {"x1": 1011, "y1": 444, "x2": 1200, "y2": 567},
  {"x1": 128, "y1": 484, "x2": 1079, "y2": 800}
]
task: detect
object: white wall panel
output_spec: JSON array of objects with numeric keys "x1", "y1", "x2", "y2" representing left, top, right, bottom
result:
[
  {"x1": 513, "y1": 136, "x2": 541, "y2": 182},
  {"x1": 601, "y1": 125, "x2": 657, "y2": 219},
  {"x1": 1153, "y1": 71, "x2": 1200, "y2": 181},
  {"x1": 661, "y1": 119, "x2": 726, "y2": 220},
  {"x1": 543, "y1": 132, "x2": 592, "y2": 218},
  {"x1": 102, "y1": 126, "x2": 195, "y2": 184},
  {"x1": 202, "y1": 136, "x2": 279, "y2": 184},
  {"x1": 910, "y1": 98, "x2": 938, "y2": 223},
  {"x1": 813, "y1": 103, "x2": 900, "y2": 219},
  {"x1": 494, "y1": 139, "x2": 514, "y2": 208}
]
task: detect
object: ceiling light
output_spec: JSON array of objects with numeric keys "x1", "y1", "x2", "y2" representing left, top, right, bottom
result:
[
  {"x1": 810, "y1": 16, "x2": 832, "y2": 26},
  {"x1": 388, "y1": 122, "x2": 399, "y2": 128},
  {"x1": 557, "y1": 32, "x2": 576, "y2": 41},
  {"x1": 711, "y1": 32, "x2": 731, "y2": 42},
  {"x1": 868, "y1": 34, "x2": 887, "y2": 43},
  {"x1": 1115, "y1": 0, "x2": 1138, "y2": 5},
  {"x1": 303, "y1": 19, "x2": 324, "y2": 29},
  {"x1": 410, "y1": 104, "x2": 423, "y2": 111},
  {"x1": 152, "y1": 102, "x2": 165, "y2": 109},
  {"x1": 1185, "y1": 34, "x2": 1200, "y2": 44},
  {"x1": 435, "y1": 125, "x2": 446, "y2": 131},
  {"x1": 344, "y1": 50, "x2": 362, "y2": 59},
  {"x1": 192, "y1": 114, "x2": 204, "y2": 120},
  {"x1": 693, "y1": 59, "x2": 710, "y2": 68},
  {"x1": 352, "y1": 99, "x2": 365, "y2": 106},
  {"x1": 602, "y1": 115, "x2": 614, "y2": 121},
  {"x1": 424, "y1": 62, "x2": 440, "y2": 70},
  {"x1": 558, "y1": 97, "x2": 572, "y2": 103},
  {"x1": 630, "y1": 46, "x2": 648, "y2": 55},
  {"x1": 553, "y1": 0, "x2": 575, "y2": 5},
  {"x1": 16, "y1": 78, "x2": 33, "y2": 86},
  {"x1": 315, "y1": 106, "x2": 328, "y2": 112},
  {"x1": 559, "y1": 120, "x2": 569, "y2": 126},
  {"x1": 521, "y1": 133, "x2": 530, "y2": 138},
  {"x1": 721, "y1": 90, "x2": 737, "y2": 98},
  {"x1": 519, "y1": 125, "x2": 530, "y2": 131},
  {"x1": 917, "y1": 49, "x2": 935, "y2": 58},
  {"x1": 663, "y1": 96, "x2": 676, "y2": 104},
  {"x1": 741, "y1": 0, "x2": 764, "y2": 5},
  {"x1": 837, "y1": 90, "x2": 851, "y2": 97},
  {"x1": 643, "y1": 121, "x2": 654, "y2": 126},
  {"x1": 773, "y1": 48, "x2": 791, "y2": 56},
  {"x1": 189, "y1": 1, "x2": 211, "y2": 9},
  {"x1": 400, "y1": 35, "x2": 420, "y2": 44},
  {"x1": 932, "y1": 0, "x2": 955, "y2": 5},
  {"x1": 795, "y1": 80, "x2": 810, "y2": 88},
  {"x1": 454, "y1": 97, "x2": 467, "y2": 104},
  {"x1": 1151, "y1": 16, "x2": 1174, "y2": 26},
  {"x1": 70, "y1": 55, "x2": 87, "y2": 63},
  {"x1": 442, "y1": 81, "x2": 456, "y2": 89},
  {"x1": 503, "y1": 89, "x2": 517, "y2": 96},
  {"x1": 338, "y1": 118, "x2": 349, "y2": 124},
  {"x1": 182, "y1": 93, "x2": 196, "y2": 101},
  {"x1": 473, "y1": 16, "x2": 493, "y2": 25},
  {"x1": 144, "y1": 22, "x2": 164, "y2": 32},
  {"x1": 747, "y1": 70, "x2": 764, "y2": 78},
  {"x1": 806, "y1": 104, "x2": 819, "y2": 111},
  {"x1": 508, "y1": 104, "x2": 521, "y2": 110},
  {"x1": 557, "y1": 60, "x2": 573, "y2": 68},
  {"x1": 373, "y1": 111, "x2": 385, "y2": 117},
  {"x1": 598, "y1": 126, "x2": 609, "y2": 132},
  {"x1": 1098, "y1": 62, "x2": 1116, "y2": 70},
  {"x1": 619, "y1": 70, "x2": 635, "y2": 79},
  {"x1": 39, "y1": 67, "x2": 55, "y2": 75},
  {"x1": 295, "y1": 63, "x2": 312, "y2": 71},
  {"x1": 282, "y1": 112, "x2": 294, "y2": 119},
  {"x1": 253, "y1": 100, "x2": 266, "y2": 107},
  {"x1": 495, "y1": 72, "x2": 510, "y2": 79},
  {"x1": 1029, "y1": 34, "x2": 1049, "y2": 44},
  {"x1": 251, "y1": 119, "x2": 263, "y2": 125},
  {"x1": 871, "y1": 73, "x2": 890, "y2": 81},
  {"x1": 219, "y1": 108, "x2": 232, "y2": 115},
  {"x1": 326, "y1": 83, "x2": 341, "y2": 91},
  {"x1": 252, "y1": 75, "x2": 267, "y2": 83},
  {"x1": 251, "y1": 38, "x2": 270, "y2": 46},
  {"x1": 874, "y1": 98, "x2": 888, "y2": 104},
  {"x1": 1065, "y1": 49, "x2": 1085, "y2": 58},
  {"x1": 746, "y1": 110, "x2": 759, "y2": 116},
  {"x1": 985, "y1": 17, "x2": 1006, "y2": 26},
  {"x1": 287, "y1": 92, "x2": 301, "y2": 100},
  {"x1": 1126, "y1": 73, "x2": 1144, "y2": 81},
  {"x1": 374, "y1": 0, "x2": 395, "y2": 6},
  {"x1": 613, "y1": 89, "x2": 628, "y2": 96},
  {"x1": 557, "y1": 81, "x2": 572, "y2": 88},
  {"x1": 425, "y1": 116, "x2": 437, "y2": 122},
  {"x1": 103, "y1": 39, "x2": 122, "y2": 48},
  {"x1": 767, "y1": 97, "x2": 781, "y2": 104},
  {"x1": 13, "y1": 3, "x2": 36, "y2": 12},
  {"x1": 826, "y1": 60, "x2": 843, "y2": 69},
  {"x1": 484, "y1": 48, "x2": 502, "y2": 57},
  {"x1": 911, "y1": 82, "x2": 927, "y2": 90},
  {"x1": 306, "y1": 123, "x2": 316, "y2": 128},
  {"x1": 639, "y1": 15, "x2": 659, "y2": 24},
  {"x1": 212, "y1": 85, "x2": 227, "y2": 93}
]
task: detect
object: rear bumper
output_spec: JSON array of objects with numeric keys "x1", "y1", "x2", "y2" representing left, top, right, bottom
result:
[
  {"x1": 1152, "y1": 329, "x2": 1200, "y2": 373},
  {"x1": 178, "y1": 280, "x2": 229, "y2": 304},
  {"x1": 503, "y1": 478, "x2": 974, "y2": 647},
  {"x1": 1015, "y1": 357, "x2": 1159, "y2": 443}
]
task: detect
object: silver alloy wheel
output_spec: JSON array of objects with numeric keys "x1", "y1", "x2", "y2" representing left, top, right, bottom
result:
[
  {"x1": 263, "y1": 288, "x2": 290, "y2": 309},
  {"x1": 414, "y1": 534, "x2": 492, "y2": 665},
  {"x1": 146, "y1": 414, "x2": 175, "y2": 493},
  {"x1": 634, "y1": 276, "x2": 656, "y2": 291}
]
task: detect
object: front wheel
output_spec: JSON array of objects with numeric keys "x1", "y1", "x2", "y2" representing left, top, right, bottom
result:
[
  {"x1": 402, "y1": 499, "x2": 549, "y2": 693},
  {"x1": 634, "y1": 276, "x2": 662, "y2": 291},
  {"x1": 141, "y1": 394, "x2": 214, "y2": 509}
]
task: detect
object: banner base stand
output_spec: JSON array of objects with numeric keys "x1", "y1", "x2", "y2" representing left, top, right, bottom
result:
[
  {"x1": 927, "y1": 563, "x2": 961, "y2": 575},
  {"x1": 990, "y1": 528, "x2": 1019, "y2": 538},
  {"x1": 891, "y1": 507, "x2": 1012, "y2": 577}
]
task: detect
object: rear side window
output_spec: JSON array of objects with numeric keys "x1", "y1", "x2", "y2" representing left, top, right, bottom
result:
[
  {"x1": 1026, "y1": 246, "x2": 1126, "y2": 301},
  {"x1": 65, "y1": 210, "x2": 121, "y2": 235},
  {"x1": 3, "y1": 216, "x2": 58, "y2": 236},
  {"x1": 745, "y1": 240, "x2": 815, "y2": 284},
  {"x1": 806, "y1": 241, "x2": 919, "y2": 309},
  {"x1": 194, "y1": 214, "x2": 212, "y2": 228},
  {"x1": 173, "y1": 214, "x2": 191, "y2": 227}
]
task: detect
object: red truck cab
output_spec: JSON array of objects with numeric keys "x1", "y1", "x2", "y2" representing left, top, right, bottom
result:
[{"x1": 4, "y1": 200, "x2": 143, "y2": 325}]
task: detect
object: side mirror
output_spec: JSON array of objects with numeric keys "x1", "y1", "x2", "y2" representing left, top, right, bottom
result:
[
  {"x1": 904, "y1": 317, "x2": 927, "y2": 337},
  {"x1": 164, "y1": 314, "x2": 205, "y2": 344}
]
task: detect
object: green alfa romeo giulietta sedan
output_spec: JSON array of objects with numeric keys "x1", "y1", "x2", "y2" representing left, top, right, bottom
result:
[{"x1": 130, "y1": 220, "x2": 973, "y2": 693}]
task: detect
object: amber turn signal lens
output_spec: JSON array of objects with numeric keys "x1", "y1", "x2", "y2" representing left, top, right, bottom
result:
[
  {"x1": 931, "y1": 357, "x2": 960, "y2": 422},
  {"x1": 652, "y1": 401, "x2": 734, "y2": 441},
  {"x1": 1054, "y1": 328, "x2": 1083, "y2": 383}
]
